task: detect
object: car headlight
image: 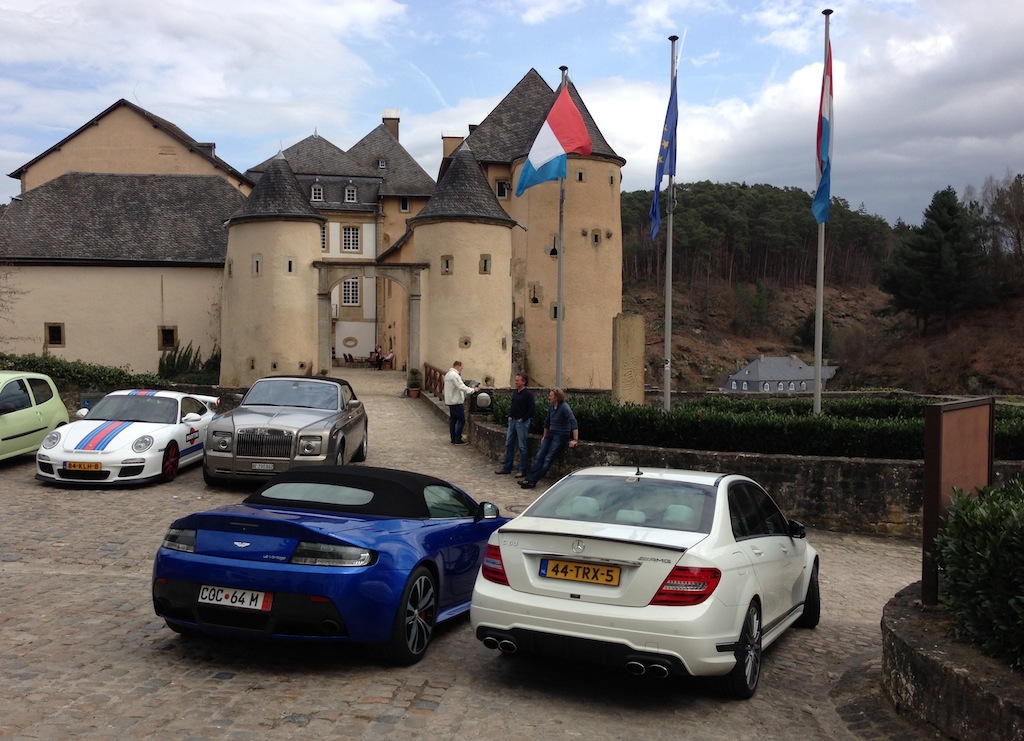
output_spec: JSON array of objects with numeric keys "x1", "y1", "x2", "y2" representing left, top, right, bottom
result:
[
  {"x1": 298, "y1": 435, "x2": 323, "y2": 456},
  {"x1": 211, "y1": 431, "x2": 232, "y2": 452},
  {"x1": 291, "y1": 541, "x2": 375, "y2": 567},
  {"x1": 42, "y1": 430, "x2": 62, "y2": 449},
  {"x1": 162, "y1": 528, "x2": 196, "y2": 553},
  {"x1": 133, "y1": 435, "x2": 154, "y2": 453}
]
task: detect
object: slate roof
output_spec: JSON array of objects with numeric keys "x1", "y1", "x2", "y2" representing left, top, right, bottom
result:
[
  {"x1": 6, "y1": 99, "x2": 252, "y2": 187},
  {"x1": 246, "y1": 134, "x2": 375, "y2": 179},
  {"x1": 228, "y1": 154, "x2": 324, "y2": 225},
  {"x1": 409, "y1": 144, "x2": 516, "y2": 228},
  {"x1": 348, "y1": 124, "x2": 436, "y2": 197},
  {"x1": 461, "y1": 69, "x2": 623, "y2": 167},
  {"x1": 0, "y1": 173, "x2": 246, "y2": 265},
  {"x1": 728, "y1": 356, "x2": 838, "y2": 384}
]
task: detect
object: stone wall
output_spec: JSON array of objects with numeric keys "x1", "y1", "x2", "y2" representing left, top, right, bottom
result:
[{"x1": 465, "y1": 411, "x2": 1024, "y2": 538}]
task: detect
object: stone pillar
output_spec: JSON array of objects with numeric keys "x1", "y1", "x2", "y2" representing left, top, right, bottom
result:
[{"x1": 612, "y1": 313, "x2": 645, "y2": 406}]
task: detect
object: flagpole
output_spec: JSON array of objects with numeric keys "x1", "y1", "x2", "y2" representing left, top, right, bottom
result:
[
  {"x1": 813, "y1": 9, "x2": 832, "y2": 416},
  {"x1": 663, "y1": 35, "x2": 679, "y2": 412},
  {"x1": 555, "y1": 66, "x2": 568, "y2": 388}
]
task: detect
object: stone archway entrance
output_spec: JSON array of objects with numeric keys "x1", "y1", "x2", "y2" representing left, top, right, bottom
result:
[{"x1": 315, "y1": 260, "x2": 428, "y2": 375}]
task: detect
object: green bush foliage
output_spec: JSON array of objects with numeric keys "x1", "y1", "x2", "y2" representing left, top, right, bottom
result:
[
  {"x1": 0, "y1": 352, "x2": 163, "y2": 389},
  {"x1": 491, "y1": 393, "x2": 1024, "y2": 460},
  {"x1": 932, "y1": 480, "x2": 1024, "y2": 671},
  {"x1": 157, "y1": 342, "x2": 220, "y2": 384}
]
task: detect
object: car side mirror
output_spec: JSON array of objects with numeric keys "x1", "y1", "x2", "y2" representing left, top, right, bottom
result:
[
  {"x1": 182, "y1": 413, "x2": 202, "y2": 423},
  {"x1": 480, "y1": 502, "x2": 500, "y2": 520},
  {"x1": 76, "y1": 408, "x2": 89, "y2": 419},
  {"x1": 787, "y1": 519, "x2": 806, "y2": 539}
]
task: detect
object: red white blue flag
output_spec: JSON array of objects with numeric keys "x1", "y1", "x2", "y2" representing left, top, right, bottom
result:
[
  {"x1": 516, "y1": 84, "x2": 592, "y2": 196},
  {"x1": 812, "y1": 26, "x2": 833, "y2": 224}
]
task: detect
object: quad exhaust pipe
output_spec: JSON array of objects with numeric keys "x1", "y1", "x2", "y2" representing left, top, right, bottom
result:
[
  {"x1": 480, "y1": 634, "x2": 518, "y2": 654},
  {"x1": 625, "y1": 660, "x2": 670, "y2": 678}
]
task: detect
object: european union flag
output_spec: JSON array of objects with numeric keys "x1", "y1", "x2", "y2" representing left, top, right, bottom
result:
[{"x1": 649, "y1": 72, "x2": 678, "y2": 240}]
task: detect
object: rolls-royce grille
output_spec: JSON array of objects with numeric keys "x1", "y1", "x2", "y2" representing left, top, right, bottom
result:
[{"x1": 237, "y1": 428, "x2": 293, "y2": 458}]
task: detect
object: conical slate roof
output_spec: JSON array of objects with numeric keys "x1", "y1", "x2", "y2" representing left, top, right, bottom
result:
[
  {"x1": 464, "y1": 69, "x2": 622, "y2": 165},
  {"x1": 409, "y1": 144, "x2": 516, "y2": 227},
  {"x1": 228, "y1": 154, "x2": 324, "y2": 224}
]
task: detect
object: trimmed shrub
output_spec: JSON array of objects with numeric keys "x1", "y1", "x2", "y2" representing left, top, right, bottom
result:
[{"x1": 932, "y1": 480, "x2": 1024, "y2": 671}]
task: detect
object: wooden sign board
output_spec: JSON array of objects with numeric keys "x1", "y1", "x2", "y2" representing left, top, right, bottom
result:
[{"x1": 921, "y1": 398, "x2": 994, "y2": 605}]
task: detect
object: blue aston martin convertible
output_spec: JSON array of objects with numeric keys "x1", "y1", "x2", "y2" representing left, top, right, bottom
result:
[{"x1": 152, "y1": 465, "x2": 507, "y2": 664}]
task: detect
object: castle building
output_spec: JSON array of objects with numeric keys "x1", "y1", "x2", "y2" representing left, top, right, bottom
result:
[{"x1": 0, "y1": 70, "x2": 625, "y2": 390}]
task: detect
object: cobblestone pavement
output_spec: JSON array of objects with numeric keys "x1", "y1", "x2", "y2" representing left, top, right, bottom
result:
[{"x1": 0, "y1": 368, "x2": 943, "y2": 740}]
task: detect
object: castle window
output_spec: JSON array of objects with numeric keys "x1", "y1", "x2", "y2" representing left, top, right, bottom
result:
[
  {"x1": 496, "y1": 181, "x2": 510, "y2": 199},
  {"x1": 342, "y1": 226, "x2": 360, "y2": 251},
  {"x1": 253, "y1": 253, "x2": 262, "y2": 276},
  {"x1": 479, "y1": 254, "x2": 491, "y2": 274},
  {"x1": 742, "y1": 381, "x2": 748, "y2": 391},
  {"x1": 378, "y1": 158, "x2": 387, "y2": 169},
  {"x1": 311, "y1": 184, "x2": 324, "y2": 202},
  {"x1": 342, "y1": 277, "x2": 360, "y2": 306},
  {"x1": 344, "y1": 185, "x2": 357, "y2": 203},
  {"x1": 591, "y1": 230, "x2": 602, "y2": 246},
  {"x1": 550, "y1": 303, "x2": 561, "y2": 320},
  {"x1": 158, "y1": 326, "x2": 178, "y2": 351},
  {"x1": 400, "y1": 196, "x2": 410, "y2": 212},
  {"x1": 320, "y1": 225, "x2": 327, "y2": 251},
  {"x1": 576, "y1": 170, "x2": 586, "y2": 183},
  {"x1": 441, "y1": 255, "x2": 453, "y2": 275},
  {"x1": 45, "y1": 323, "x2": 65, "y2": 348},
  {"x1": 285, "y1": 257, "x2": 296, "y2": 274}
]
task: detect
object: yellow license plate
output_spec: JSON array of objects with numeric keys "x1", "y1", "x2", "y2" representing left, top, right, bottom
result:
[
  {"x1": 541, "y1": 559, "x2": 621, "y2": 586},
  {"x1": 65, "y1": 461, "x2": 102, "y2": 471}
]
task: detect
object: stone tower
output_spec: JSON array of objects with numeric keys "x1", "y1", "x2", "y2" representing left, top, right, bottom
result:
[{"x1": 220, "y1": 154, "x2": 326, "y2": 386}]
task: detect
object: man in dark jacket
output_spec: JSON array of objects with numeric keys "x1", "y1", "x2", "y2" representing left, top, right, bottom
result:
[
  {"x1": 495, "y1": 373, "x2": 536, "y2": 477},
  {"x1": 519, "y1": 388, "x2": 578, "y2": 489}
]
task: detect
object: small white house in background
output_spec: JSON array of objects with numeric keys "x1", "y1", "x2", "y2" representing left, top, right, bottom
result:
[{"x1": 726, "y1": 355, "x2": 838, "y2": 393}]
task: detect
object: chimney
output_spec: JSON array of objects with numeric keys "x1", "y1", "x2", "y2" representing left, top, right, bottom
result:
[
  {"x1": 441, "y1": 130, "x2": 465, "y2": 158},
  {"x1": 382, "y1": 108, "x2": 400, "y2": 140}
]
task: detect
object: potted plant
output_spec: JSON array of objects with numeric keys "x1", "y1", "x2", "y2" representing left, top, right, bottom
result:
[{"x1": 406, "y1": 368, "x2": 422, "y2": 398}]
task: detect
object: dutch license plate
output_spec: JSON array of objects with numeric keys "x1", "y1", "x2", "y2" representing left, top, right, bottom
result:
[
  {"x1": 250, "y1": 462, "x2": 275, "y2": 471},
  {"x1": 540, "y1": 559, "x2": 621, "y2": 586},
  {"x1": 198, "y1": 585, "x2": 273, "y2": 611},
  {"x1": 65, "y1": 461, "x2": 101, "y2": 471}
]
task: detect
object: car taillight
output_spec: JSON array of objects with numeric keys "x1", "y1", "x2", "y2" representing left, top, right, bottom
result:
[
  {"x1": 481, "y1": 543, "x2": 508, "y2": 585},
  {"x1": 650, "y1": 566, "x2": 721, "y2": 606}
]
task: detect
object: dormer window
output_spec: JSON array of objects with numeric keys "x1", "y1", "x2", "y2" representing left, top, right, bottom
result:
[
  {"x1": 344, "y1": 185, "x2": 357, "y2": 203},
  {"x1": 311, "y1": 184, "x2": 324, "y2": 202},
  {"x1": 378, "y1": 158, "x2": 387, "y2": 169}
]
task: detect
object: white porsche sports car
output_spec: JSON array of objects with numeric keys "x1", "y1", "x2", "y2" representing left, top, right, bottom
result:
[
  {"x1": 36, "y1": 389, "x2": 218, "y2": 485},
  {"x1": 470, "y1": 466, "x2": 820, "y2": 699}
]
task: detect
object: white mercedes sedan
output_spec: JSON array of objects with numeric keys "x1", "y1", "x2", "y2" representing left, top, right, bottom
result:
[{"x1": 470, "y1": 466, "x2": 820, "y2": 699}]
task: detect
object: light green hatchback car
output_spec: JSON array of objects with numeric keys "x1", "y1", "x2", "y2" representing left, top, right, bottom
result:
[{"x1": 0, "y1": 371, "x2": 69, "y2": 461}]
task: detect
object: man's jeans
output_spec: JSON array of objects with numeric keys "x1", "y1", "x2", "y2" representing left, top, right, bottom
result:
[
  {"x1": 502, "y1": 418, "x2": 530, "y2": 472},
  {"x1": 526, "y1": 431, "x2": 570, "y2": 483},
  {"x1": 449, "y1": 404, "x2": 466, "y2": 442}
]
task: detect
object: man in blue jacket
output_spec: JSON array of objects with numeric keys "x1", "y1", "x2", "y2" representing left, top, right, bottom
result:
[
  {"x1": 519, "y1": 388, "x2": 579, "y2": 489},
  {"x1": 495, "y1": 373, "x2": 536, "y2": 477}
]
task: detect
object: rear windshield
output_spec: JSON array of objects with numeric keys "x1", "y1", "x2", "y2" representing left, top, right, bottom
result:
[{"x1": 523, "y1": 475, "x2": 716, "y2": 533}]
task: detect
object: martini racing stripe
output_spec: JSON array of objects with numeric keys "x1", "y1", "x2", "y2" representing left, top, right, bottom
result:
[{"x1": 76, "y1": 421, "x2": 134, "y2": 451}]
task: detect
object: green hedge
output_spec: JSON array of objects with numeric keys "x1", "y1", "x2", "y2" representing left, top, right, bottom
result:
[
  {"x1": 490, "y1": 393, "x2": 1024, "y2": 460},
  {"x1": 0, "y1": 353, "x2": 164, "y2": 390},
  {"x1": 932, "y1": 480, "x2": 1024, "y2": 671}
]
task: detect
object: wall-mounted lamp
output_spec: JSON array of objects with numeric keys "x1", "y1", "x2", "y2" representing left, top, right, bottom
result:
[
  {"x1": 549, "y1": 246, "x2": 558, "y2": 257},
  {"x1": 605, "y1": 230, "x2": 613, "y2": 238}
]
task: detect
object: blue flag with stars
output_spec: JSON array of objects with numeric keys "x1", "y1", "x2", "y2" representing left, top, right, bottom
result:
[{"x1": 649, "y1": 72, "x2": 678, "y2": 240}]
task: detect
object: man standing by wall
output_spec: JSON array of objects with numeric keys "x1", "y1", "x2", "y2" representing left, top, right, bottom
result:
[
  {"x1": 519, "y1": 388, "x2": 579, "y2": 489},
  {"x1": 494, "y1": 373, "x2": 536, "y2": 477},
  {"x1": 444, "y1": 361, "x2": 479, "y2": 445}
]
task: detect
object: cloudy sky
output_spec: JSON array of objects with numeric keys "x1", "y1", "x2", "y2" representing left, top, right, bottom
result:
[{"x1": 1, "y1": 0, "x2": 1022, "y2": 226}]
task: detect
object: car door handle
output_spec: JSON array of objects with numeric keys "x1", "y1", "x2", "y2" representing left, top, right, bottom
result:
[{"x1": 750, "y1": 546, "x2": 764, "y2": 557}]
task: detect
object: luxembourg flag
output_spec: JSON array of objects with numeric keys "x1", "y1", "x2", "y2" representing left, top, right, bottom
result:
[
  {"x1": 515, "y1": 84, "x2": 592, "y2": 196},
  {"x1": 812, "y1": 23, "x2": 833, "y2": 224}
]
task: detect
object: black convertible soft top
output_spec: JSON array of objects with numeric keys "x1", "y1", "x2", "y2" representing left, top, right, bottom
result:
[{"x1": 243, "y1": 466, "x2": 464, "y2": 519}]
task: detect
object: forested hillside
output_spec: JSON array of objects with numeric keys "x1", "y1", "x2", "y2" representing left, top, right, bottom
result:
[{"x1": 622, "y1": 175, "x2": 1024, "y2": 395}]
